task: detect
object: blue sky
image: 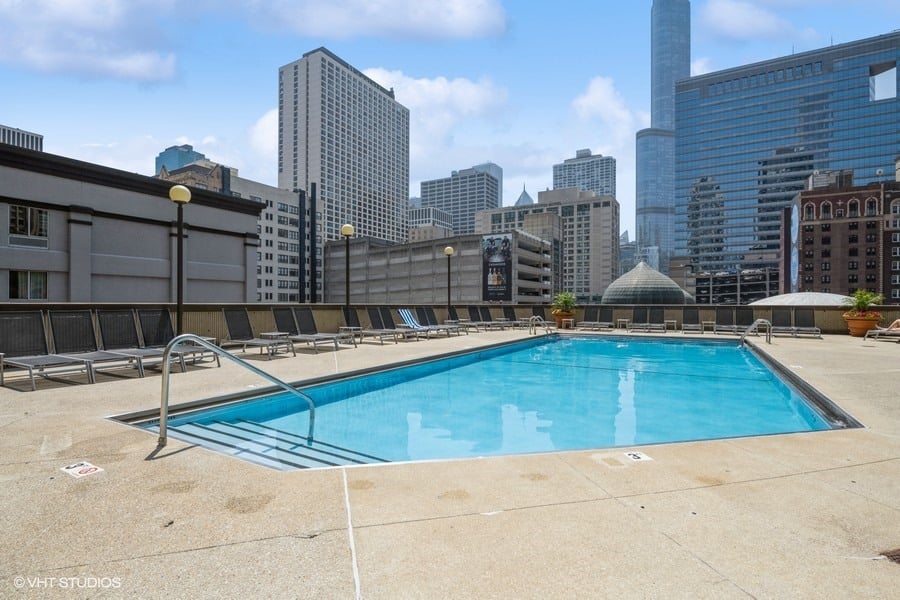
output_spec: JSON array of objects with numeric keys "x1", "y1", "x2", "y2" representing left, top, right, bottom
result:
[{"x1": 2, "y1": 0, "x2": 898, "y2": 235}]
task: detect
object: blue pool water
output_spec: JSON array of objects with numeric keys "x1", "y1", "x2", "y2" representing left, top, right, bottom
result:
[{"x1": 151, "y1": 335, "x2": 834, "y2": 469}]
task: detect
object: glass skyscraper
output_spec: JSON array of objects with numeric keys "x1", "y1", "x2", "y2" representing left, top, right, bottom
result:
[
  {"x1": 635, "y1": 0, "x2": 691, "y2": 273},
  {"x1": 674, "y1": 32, "x2": 900, "y2": 273}
]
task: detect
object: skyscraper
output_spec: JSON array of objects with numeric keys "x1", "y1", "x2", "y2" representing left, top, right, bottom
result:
[
  {"x1": 553, "y1": 149, "x2": 616, "y2": 197},
  {"x1": 635, "y1": 0, "x2": 690, "y2": 273},
  {"x1": 278, "y1": 47, "x2": 410, "y2": 245},
  {"x1": 155, "y1": 144, "x2": 206, "y2": 175},
  {"x1": 420, "y1": 162, "x2": 502, "y2": 235},
  {"x1": 674, "y1": 32, "x2": 900, "y2": 278}
]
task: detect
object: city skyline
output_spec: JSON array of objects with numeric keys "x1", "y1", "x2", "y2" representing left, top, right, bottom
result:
[{"x1": 2, "y1": 1, "x2": 898, "y2": 236}]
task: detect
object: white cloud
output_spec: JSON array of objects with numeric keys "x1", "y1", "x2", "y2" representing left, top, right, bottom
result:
[
  {"x1": 700, "y1": 0, "x2": 797, "y2": 41},
  {"x1": 364, "y1": 67, "x2": 508, "y2": 186},
  {"x1": 572, "y1": 77, "x2": 638, "y2": 147},
  {"x1": 0, "y1": 0, "x2": 177, "y2": 82},
  {"x1": 691, "y1": 57, "x2": 715, "y2": 77},
  {"x1": 248, "y1": 109, "x2": 278, "y2": 160},
  {"x1": 244, "y1": 0, "x2": 506, "y2": 39}
]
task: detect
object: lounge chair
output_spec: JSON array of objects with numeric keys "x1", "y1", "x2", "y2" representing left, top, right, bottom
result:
[
  {"x1": 647, "y1": 307, "x2": 667, "y2": 332},
  {"x1": 578, "y1": 306, "x2": 614, "y2": 330},
  {"x1": 48, "y1": 310, "x2": 145, "y2": 378},
  {"x1": 793, "y1": 309, "x2": 822, "y2": 338},
  {"x1": 714, "y1": 307, "x2": 736, "y2": 334},
  {"x1": 864, "y1": 325, "x2": 900, "y2": 341},
  {"x1": 445, "y1": 306, "x2": 478, "y2": 333},
  {"x1": 681, "y1": 306, "x2": 702, "y2": 333},
  {"x1": 417, "y1": 307, "x2": 464, "y2": 336},
  {"x1": 376, "y1": 307, "x2": 425, "y2": 341},
  {"x1": 295, "y1": 307, "x2": 355, "y2": 349},
  {"x1": 0, "y1": 311, "x2": 92, "y2": 390},
  {"x1": 398, "y1": 308, "x2": 447, "y2": 337},
  {"x1": 271, "y1": 307, "x2": 346, "y2": 353},
  {"x1": 770, "y1": 308, "x2": 795, "y2": 336},
  {"x1": 221, "y1": 308, "x2": 295, "y2": 359},
  {"x1": 96, "y1": 309, "x2": 188, "y2": 373},
  {"x1": 466, "y1": 306, "x2": 502, "y2": 330},
  {"x1": 734, "y1": 307, "x2": 755, "y2": 335},
  {"x1": 502, "y1": 306, "x2": 529, "y2": 328},
  {"x1": 135, "y1": 308, "x2": 220, "y2": 368},
  {"x1": 342, "y1": 307, "x2": 397, "y2": 344},
  {"x1": 480, "y1": 306, "x2": 509, "y2": 329}
]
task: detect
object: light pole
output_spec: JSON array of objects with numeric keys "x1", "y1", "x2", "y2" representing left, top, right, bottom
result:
[
  {"x1": 444, "y1": 246, "x2": 455, "y2": 309},
  {"x1": 169, "y1": 184, "x2": 191, "y2": 335},
  {"x1": 341, "y1": 224, "x2": 355, "y2": 308}
]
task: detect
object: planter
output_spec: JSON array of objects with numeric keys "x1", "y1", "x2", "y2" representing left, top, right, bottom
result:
[
  {"x1": 844, "y1": 317, "x2": 879, "y2": 337},
  {"x1": 554, "y1": 312, "x2": 575, "y2": 328}
]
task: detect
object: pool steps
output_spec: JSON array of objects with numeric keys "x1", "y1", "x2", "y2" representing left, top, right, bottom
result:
[{"x1": 168, "y1": 418, "x2": 389, "y2": 470}]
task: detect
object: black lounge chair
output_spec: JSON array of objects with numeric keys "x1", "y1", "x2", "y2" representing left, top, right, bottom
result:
[
  {"x1": 221, "y1": 308, "x2": 295, "y2": 359},
  {"x1": 502, "y1": 306, "x2": 529, "y2": 328},
  {"x1": 48, "y1": 310, "x2": 145, "y2": 378},
  {"x1": 734, "y1": 307, "x2": 755, "y2": 334},
  {"x1": 479, "y1": 306, "x2": 509, "y2": 329},
  {"x1": 579, "y1": 305, "x2": 614, "y2": 330},
  {"x1": 770, "y1": 308, "x2": 794, "y2": 336},
  {"x1": 417, "y1": 307, "x2": 464, "y2": 336},
  {"x1": 398, "y1": 308, "x2": 445, "y2": 337},
  {"x1": 135, "y1": 308, "x2": 220, "y2": 368},
  {"x1": 342, "y1": 307, "x2": 397, "y2": 344},
  {"x1": 0, "y1": 311, "x2": 92, "y2": 390},
  {"x1": 714, "y1": 307, "x2": 736, "y2": 334},
  {"x1": 681, "y1": 306, "x2": 702, "y2": 333},
  {"x1": 376, "y1": 307, "x2": 425, "y2": 341},
  {"x1": 96, "y1": 309, "x2": 182, "y2": 372},
  {"x1": 294, "y1": 306, "x2": 354, "y2": 350},
  {"x1": 793, "y1": 308, "x2": 822, "y2": 338},
  {"x1": 447, "y1": 306, "x2": 479, "y2": 332}
]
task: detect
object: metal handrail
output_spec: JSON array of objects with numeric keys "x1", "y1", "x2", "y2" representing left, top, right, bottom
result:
[
  {"x1": 157, "y1": 334, "x2": 315, "y2": 447},
  {"x1": 739, "y1": 319, "x2": 772, "y2": 347}
]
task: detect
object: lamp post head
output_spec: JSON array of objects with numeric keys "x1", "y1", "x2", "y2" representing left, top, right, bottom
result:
[
  {"x1": 444, "y1": 246, "x2": 455, "y2": 257},
  {"x1": 341, "y1": 223, "x2": 355, "y2": 238},
  {"x1": 168, "y1": 184, "x2": 192, "y2": 204}
]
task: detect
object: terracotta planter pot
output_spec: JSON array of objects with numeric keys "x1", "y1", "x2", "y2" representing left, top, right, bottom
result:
[{"x1": 844, "y1": 317, "x2": 879, "y2": 337}]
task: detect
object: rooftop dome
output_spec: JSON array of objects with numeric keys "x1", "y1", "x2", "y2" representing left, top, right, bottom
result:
[{"x1": 601, "y1": 261, "x2": 693, "y2": 305}]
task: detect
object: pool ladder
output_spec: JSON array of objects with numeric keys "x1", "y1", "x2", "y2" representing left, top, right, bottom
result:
[
  {"x1": 157, "y1": 334, "x2": 316, "y2": 448},
  {"x1": 739, "y1": 319, "x2": 772, "y2": 347}
]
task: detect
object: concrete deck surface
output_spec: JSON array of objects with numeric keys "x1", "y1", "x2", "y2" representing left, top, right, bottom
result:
[{"x1": 1, "y1": 329, "x2": 898, "y2": 599}]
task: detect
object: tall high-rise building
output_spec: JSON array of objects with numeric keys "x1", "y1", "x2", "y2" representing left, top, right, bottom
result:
[
  {"x1": 552, "y1": 149, "x2": 616, "y2": 197},
  {"x1": 635, "y1": 0, "x2": 690, "y2": 274},
  {"x1": 675, "y1": 32, "x2": 900, "y2": 277},
  {"x1": 1, "y1": 125, "x2": 43, "y2": 151},
  {"x1": 278, "y1": 47, "x2": 410, "y2": 249},
  {"x1": 420, "y1": 162, "x2": 502, "y2": 235}
]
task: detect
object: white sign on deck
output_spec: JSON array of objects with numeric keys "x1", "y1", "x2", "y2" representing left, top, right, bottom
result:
[
  {"x1": 61, "y1": 461, "x2": 103, "y2": 478},
  {"x1": 624, "y1": 451, "x2": 653, "y2": 462}
]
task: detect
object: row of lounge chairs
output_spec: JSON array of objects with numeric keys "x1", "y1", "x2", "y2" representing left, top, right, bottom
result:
[
  {"x1": 0, "y1": 309, "x2": 219, "y2": 391},
  {"x1": 569, "y1": 305, "x2": 822, "y2": 338}
]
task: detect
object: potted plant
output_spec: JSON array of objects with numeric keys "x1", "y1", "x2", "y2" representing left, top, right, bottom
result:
[
  {"x1": 842, "y1": 289, "x2": 884, "y2": 337},
  {"x1": 551, "y1": 292, "x2": 577, "y2": 328}
]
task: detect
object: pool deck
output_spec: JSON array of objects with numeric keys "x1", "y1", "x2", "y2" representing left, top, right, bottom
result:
[{"x1": 1, "y1": 329, "x2": 898, "y2": 598}]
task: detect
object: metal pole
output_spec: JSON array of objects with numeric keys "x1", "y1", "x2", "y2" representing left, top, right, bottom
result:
[
  {"x1": 447, "y1": 253, "x2": 451, "y2": 309},
  {"x1": 176, "y1": 202, "x2": 184, "y2": 335},
  {"x1": 345, "y1": 235, "x2": 350, "y2": 308}
]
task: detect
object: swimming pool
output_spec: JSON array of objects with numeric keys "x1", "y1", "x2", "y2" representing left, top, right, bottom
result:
[{"x1": 135, "y1": 335, "x2": 854, "y2": 470}]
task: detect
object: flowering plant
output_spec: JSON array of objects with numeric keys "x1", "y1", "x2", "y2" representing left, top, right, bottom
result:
[
  {"x1": 550, "y1": 292, "x2": 577, "y2": 315},
  {"x1": 842, "y1": 289, "x2": 883, "y2": 320}
]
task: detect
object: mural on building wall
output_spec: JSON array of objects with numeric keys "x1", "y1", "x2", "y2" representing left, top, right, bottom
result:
[{"x1": 482, "y1": 233, "x2": 512, "y2": 301}]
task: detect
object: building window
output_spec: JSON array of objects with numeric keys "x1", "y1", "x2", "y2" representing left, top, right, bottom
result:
[
  {"x1": 821, "y1": 249, "x2": 830, "y2": 258},
  {"x1": 820, "y1": 275, "x2": 831, "y2": 284},
  {"x1": 821, "y1": 223, "x2": 831, "y2": 232},
  {"x1": 821, "y1": 203, "x2": 832, "y2": 220},
  {"x1": 9, "y1": 206, "x2": 49, "y2": 246},
  {"x1": 866, "y1": 233, "x2": 877, "y2": 243},
  {"x1": 866, "y1": 247, "x2": 877, "y2": 256},
  {"x1": 821, "y1": 262, "x2": 830, "y2": 271},
  {"x1": 849, "y1": 248, "x2": 859, "y2": 257},
  {"x1": 848, "y1": 200, "x2": 859, "y2": 217},
  {"x1": 9, "y1": 271, "x2": 47, "y2": 300},
  {"x1": 803, "y1": 203, "x2": 815, "y2": 220},
  {"x1": 848, "y1": 261, "x2": 858, "y2": 270},
  {"x1": 848, "y1": 274, "x2": 858, "y2": 283},
  {"x1": 893, "y1": 261, "x2": 900, "y2": 271}
]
